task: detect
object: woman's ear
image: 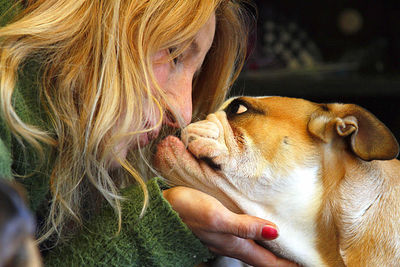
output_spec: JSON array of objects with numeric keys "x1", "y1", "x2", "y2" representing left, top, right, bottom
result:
[{"x1": 308, "y1": 104, "x2": 399, "y2": 161}]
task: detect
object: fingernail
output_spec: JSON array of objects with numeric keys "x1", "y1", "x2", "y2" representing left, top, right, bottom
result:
[{"x1": 262, "y1": 226, "x2": 278, "y2": 240}]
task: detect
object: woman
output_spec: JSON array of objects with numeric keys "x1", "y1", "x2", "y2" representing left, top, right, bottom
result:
[{"x1": 0, "y1": 0, "x2": 295, "y2": 266}]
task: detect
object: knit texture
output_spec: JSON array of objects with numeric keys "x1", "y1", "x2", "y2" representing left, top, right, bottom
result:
[
  {"x1": 0, "y1": 2, "x2": 214, "y2": 266},
  {"x1": 0, "y1": 0, "x2": 16, "y2": 180},
  {"x1": 46, "y1": 178, "x2": 213, "y2": 267},
  {"x1": 0, "y1": 117, "x2": 11, "y2": 179},
  {"x1": 0, "y1": 0, "x2": 20, "y2": 27}
]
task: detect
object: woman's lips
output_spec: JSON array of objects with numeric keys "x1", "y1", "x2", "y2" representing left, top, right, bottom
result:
[
  {"x1": 138, "y1": 127, "x2": 161, "y2": 147},
  {"x1": 149, "y1": 127, "x2": 161, "y2": 141},
  {"x1": 138, "y1": 132, "x2": 150, "y2": 147}
]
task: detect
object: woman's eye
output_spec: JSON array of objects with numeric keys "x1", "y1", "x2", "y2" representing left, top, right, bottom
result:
[{"x1": 168, "y1": 47, "x2": 179, "y2": 65}]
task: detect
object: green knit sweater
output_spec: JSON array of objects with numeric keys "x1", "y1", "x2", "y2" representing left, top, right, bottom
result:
[{"x1": 0, "y1": 2, "x2": 212, "y2": 266}]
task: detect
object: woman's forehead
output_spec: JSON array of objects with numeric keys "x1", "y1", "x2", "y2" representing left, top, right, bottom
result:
[{"x1": 194, "y1": 13, "x2": 216, "y2": 53}]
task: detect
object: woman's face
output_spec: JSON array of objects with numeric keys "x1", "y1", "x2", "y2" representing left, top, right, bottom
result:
[
  {"x1": 115, "y1": 13, "x2": 216, "y2": 162},
  {"x1": 140, "y1": 14, "x2": 216, "y2": 145},
  {"x1": 153, "y1": 13, "x2": 216, "y2": 125}
]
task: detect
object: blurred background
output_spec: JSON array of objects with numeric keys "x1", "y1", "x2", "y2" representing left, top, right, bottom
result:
[{"x1": 231, "y1": 0, "x2": 400, "y2": 152}]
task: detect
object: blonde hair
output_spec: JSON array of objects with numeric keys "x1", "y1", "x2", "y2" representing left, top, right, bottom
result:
[{"x1": 0, "y1": 0, "x2": 249, "y2": 242}]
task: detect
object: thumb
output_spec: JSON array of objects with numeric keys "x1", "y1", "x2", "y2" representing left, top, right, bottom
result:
[{"x1": 222, "y1": 212, "x2": 279, "y2": 241}]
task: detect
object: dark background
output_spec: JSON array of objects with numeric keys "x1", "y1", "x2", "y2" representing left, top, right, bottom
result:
[{"x1": 231, "y1": 0, "x2": 400, "y2": 151}]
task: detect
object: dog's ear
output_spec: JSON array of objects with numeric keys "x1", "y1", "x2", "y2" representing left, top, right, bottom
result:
[{"x1": 308, "y1": 104, "x2": 399, "y2": 161}]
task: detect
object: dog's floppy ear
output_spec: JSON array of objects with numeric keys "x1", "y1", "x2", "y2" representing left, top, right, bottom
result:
[{"x1": 308, "y1": 103, "x2": 399, "y2": 161}]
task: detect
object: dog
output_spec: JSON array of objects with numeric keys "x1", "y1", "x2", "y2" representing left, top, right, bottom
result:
[
  {"x1": 154, "y1": 96, "x2": 400, "y2": 266},
  {"x1": 0, "y1": 179, "x2": 42, "y2": 267}
]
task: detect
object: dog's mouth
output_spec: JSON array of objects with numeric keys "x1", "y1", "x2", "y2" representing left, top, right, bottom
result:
[{"x1": 199, "y1": 157, "x2": 221, "y2": 171}]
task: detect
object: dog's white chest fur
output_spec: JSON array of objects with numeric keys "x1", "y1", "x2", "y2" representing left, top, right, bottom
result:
[{"x1": 233, "y1": 165, "x2": 326, "y2": 266}]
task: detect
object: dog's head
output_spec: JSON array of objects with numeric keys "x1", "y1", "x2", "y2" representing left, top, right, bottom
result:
[{"x1": 154, "y1": 96, "x2": 399, "y2": 212}]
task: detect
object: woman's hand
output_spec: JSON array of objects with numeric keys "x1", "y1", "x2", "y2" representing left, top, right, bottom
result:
[{"x1": 163, "y1": 186, "x2": 298, "y2": 267}]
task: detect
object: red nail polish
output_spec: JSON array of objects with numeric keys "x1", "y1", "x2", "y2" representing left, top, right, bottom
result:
[{"x1": 262, "y1": 226, "x2": 278, "y2": 240}]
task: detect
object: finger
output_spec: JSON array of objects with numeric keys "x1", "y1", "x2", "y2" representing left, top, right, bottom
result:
[
  {"x1": 219, "y1": 212, "x2": 279, "y2": 241},
  {"x1": 209, "y1": 237, "x2": 298, "y2": 267}
]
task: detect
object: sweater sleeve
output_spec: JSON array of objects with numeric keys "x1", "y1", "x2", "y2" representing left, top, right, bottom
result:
[
  {"x1": 44, "y1": 177, "x2": 214, "y2": 267},
  {"x1": 0, "y1": 1, "x2": 13, "y2": 179},
  {"x1": 0, "y1": 129, "x2": 12, "y2": 180},
  {"x1": 0, "y1": 0, "x2": 21, "y2": 27}
]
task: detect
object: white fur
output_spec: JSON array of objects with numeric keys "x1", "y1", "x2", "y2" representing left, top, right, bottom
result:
[{"x1": 229, "y1": 165, "x2": 326, "y2": 266}]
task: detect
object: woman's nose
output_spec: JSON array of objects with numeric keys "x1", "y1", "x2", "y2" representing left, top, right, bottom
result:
[{"x1": 164, "y1": 89, "x2": 193, "y2": 128}]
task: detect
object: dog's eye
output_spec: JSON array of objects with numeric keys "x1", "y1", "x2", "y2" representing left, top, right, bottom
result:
[
  {"x1": 236, "y1": 104, "x2": 248, "y2": 114},
  {"x1": 225, "y1": 99, "x2": 249, "y2": 117}
]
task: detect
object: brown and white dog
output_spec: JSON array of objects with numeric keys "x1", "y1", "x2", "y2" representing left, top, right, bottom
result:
[{"x1": 154, "y1": 96, "x2": 400, "y2": 267}]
